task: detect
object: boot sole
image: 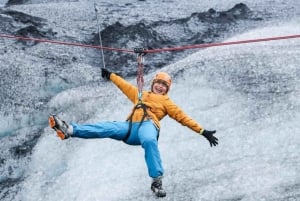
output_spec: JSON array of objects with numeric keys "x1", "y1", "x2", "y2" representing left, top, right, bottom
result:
[
  {"x1": 151, "y1": 187, "x2": 166, "y2": 197},
  {"x1": 48, "y1": 115, "x2": 66, "y2": 140},
  {"x1": 153, "y1": 190, "x2": 166, "y2": 198}
]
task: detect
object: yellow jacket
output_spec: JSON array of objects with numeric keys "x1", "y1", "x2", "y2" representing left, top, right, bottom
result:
[{"x1": 110, "y1": 73, "x2": 203, "y2": 134}]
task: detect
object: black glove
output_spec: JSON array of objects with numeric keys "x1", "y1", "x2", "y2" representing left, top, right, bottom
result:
[
  {"x1": 202, "y1": 130, "x2": 218, "y2": 147},
  {"x1": 101, "y1": 68, "x2": 112, "y2": 80}
]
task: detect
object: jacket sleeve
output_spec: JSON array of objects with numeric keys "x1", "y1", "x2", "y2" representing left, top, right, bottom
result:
[
  {"x1": 165, "y1": 98, "x2": 203, "y2": 133},
  {"x1": 110, "y1": 73, "x2": 138, "y2": 103}
]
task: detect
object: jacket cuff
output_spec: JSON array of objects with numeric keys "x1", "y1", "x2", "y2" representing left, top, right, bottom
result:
[{"x1": 199, "y1": 128, "x2": 205, "y2": 135}]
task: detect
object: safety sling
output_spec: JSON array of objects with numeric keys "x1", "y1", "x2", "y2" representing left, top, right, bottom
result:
[{"x1": 123, "y1": 48, "x2": 159, "y2": 142}]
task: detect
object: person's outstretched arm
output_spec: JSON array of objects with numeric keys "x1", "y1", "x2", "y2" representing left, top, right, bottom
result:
[{"x1": 101, "y1": 68, "x2": 138, "y2": 104}]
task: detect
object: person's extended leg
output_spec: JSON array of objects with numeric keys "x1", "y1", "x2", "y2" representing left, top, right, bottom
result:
[
  {"x1": 137, "y1": 121, "x2": 163, "y2": 178},
  {"x1": 136, "y1": 121, "x2": 166, "y2": 197},
  {"x1": 49, "y1": 115, "x2": 130, "y2": 141},
  {"x1": 71, "y1": 121, "x2": 129, "y2": 140}
]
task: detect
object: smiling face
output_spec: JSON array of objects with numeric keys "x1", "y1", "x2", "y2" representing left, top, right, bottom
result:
[
  {"x1": 151, "y1": 72, "x2": 172, "y2": 95},
  {"x1": 151, "y1": 79, "x2": 169, "y2": 95}
]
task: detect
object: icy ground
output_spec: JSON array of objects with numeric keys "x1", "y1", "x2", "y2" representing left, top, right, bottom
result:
[
  {"x1": 0, "y1": 0, "x2": 300, "y2": 201},
  {"x1": 18, "y1": 21, "x2": 300, "y2": 201}
]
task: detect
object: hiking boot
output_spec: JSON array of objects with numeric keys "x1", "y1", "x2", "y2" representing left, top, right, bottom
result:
[
  {"x1": 48, "y1": 114, "x2": 71, "y2": 140},
  {"x1": 151, "y1": 176, "x2": 166, "y2": 197}
]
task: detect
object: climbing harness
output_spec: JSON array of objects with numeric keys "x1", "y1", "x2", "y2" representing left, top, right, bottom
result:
[
  {"x1": 123, "y1": 48, "x2": 152, "y2": 142},
  {"x1": 123, "y1": 100, "x2": 150, "y2": 142}
]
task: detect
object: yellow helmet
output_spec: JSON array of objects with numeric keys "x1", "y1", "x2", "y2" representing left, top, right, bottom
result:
[{"x1": 151, "y1": 72, "x2": 172, "y2": 93}]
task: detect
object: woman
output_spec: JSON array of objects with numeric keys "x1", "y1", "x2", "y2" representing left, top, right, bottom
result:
[{"x1": 49, "y1": 68, "x2": 218, "y2": 197}]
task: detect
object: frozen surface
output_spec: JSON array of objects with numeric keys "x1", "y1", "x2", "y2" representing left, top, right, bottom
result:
[
  {"x1": 0, "y1": 0, "x2": 299, "y2": 201},
  {"x1": 15, "y1": 19, "x2": 300, "y2": 201}
]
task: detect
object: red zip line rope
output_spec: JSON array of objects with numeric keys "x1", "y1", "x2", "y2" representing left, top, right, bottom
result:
[
  {"x1": 1, "y1": 33, "x2": 300, "y2": 53},
  {"x1": 0, "y1": 34, "x2": 134, "y2": 53},
  {"x1": 144, "y1": 34, "x2": 300, "y2": 53}
]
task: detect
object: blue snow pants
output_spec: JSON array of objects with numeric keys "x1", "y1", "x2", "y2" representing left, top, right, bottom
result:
[{"x1": 71, "y1": 120, "x2": 164, "y2": 178}]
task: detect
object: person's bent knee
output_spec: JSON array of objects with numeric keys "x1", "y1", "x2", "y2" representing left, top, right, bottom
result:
[{"x1": 142, "y1": 137, "x2": 158, "y2": 148}]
